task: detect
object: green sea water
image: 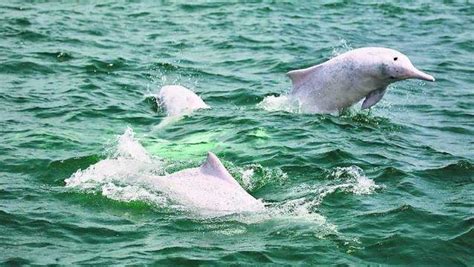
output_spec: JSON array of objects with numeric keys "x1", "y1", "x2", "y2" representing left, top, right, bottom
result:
[{"x1": 1, "y1": 1, "x2": 473, "y2": 265}]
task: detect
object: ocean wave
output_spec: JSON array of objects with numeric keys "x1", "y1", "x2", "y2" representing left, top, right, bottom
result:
[
  {"x1": 0, "y1": 61, "x2": 54, "y2": 74},
  {"x1": 414, "y1": 160, "x2": 473, "y2": 184}
]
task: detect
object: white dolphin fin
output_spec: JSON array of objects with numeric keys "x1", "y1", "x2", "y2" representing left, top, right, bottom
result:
[
  {"x1": 362, "y1": 87, "x2": 387, "y2": 109},
  {"x1": 200, "y1": 152, "x2": 239, "y2": 185},
  {"x1": 287, "y1": 64, "x2": 323, "y2": 89}
]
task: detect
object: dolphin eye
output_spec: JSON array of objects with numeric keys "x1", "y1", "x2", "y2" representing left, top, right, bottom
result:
[{"x1": 393, "y1": 57, "x2": 398, "y2": 61}]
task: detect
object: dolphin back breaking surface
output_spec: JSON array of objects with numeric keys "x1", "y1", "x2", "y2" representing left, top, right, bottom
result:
[
  {"x1": 153, "y1": 85, "x2": 210, "y2": 128},
  {"x1": 150, "y1": 152, "x2": 265, "y2": 214},
  {"x1": 158, "y1": 85, "x2": 209, "y2": 116}
]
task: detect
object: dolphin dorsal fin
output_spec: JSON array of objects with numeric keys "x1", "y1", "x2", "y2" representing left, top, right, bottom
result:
[
  {"x1": 287, "y1": 64, "x2": 323, "y2": 89},
  {"x1": 200, "y1": 152, "x2": 238, "y2": 185}
]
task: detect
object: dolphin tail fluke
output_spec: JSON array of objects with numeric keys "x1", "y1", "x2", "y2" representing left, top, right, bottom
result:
[{"x1": 200, "y1": 152, "x2": 238, "y2": 185}]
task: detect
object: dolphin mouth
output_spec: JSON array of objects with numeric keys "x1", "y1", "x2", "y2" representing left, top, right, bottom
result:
[{"x1": 408, "y1": 68, "x2": 435, "y2": 82}]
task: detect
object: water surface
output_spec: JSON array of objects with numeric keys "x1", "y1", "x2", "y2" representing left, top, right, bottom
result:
[{"x1": 1, "y1": 1, "x2": 473, "y2": 265}]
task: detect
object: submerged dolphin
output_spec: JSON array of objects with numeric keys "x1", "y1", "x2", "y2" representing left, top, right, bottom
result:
[
  {"x1": 157, "y1": 85, "x2": 210, "y2": 117},
  {"x1": 149, "y1": 152, "x2": 265, "y2": 214},
  {"x1": 287, "y1": 47, "x2": 435, "y2": 113}
]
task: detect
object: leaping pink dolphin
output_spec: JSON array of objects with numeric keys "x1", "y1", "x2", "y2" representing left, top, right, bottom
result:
[{"x1": 287, "y1": 47, "x2": 435, "y2": 113}]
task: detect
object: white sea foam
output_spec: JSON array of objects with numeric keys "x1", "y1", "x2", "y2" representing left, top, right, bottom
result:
[
  {"x1": 240, "y1": 168, "x2": 255, "y2": 189},
  {"x1": 258, "y1": 165, "x2": 382, "y2": 237},
  {"x1": 328, "y1": 165, "x2": 382, "y2": 195},
  {"x1": 281, "y1": 165, "x2": 381, "y2": 214},
  {"x1": 114, "y1": 127, "x2": 152, "y2": 162},
  {"x1": 257, "y1": 95, "x2": 302, "y2": 113},
  {"x1": 243, "y1": 166, "x2": 380, "y2": 223},
  {"x1": 233, "y1": 164, "x2": 288, "y2": 192},
  {"x1": 65, "y1": 127, "x2": 168, "y2": 205},
  {"x1": 258, "y1": 94, "x2": 341, "y2": 115}
]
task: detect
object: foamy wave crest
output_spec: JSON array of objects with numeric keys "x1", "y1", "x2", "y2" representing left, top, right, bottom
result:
[
  {"x1": 257, "y1": 95, "x2": 302, "y2": 113},
  {"x1": 255, "y1": 195, "x2": 339, "y2": 238},
  {"x1": 293, "y1": 166, "x2": 382, "y2": 209},
  {"x1": 232, "y1": 164, "x2": 288, "y2": 192},
  {"x1": 328, "y1": 165, "x2": 382, "y2": 195},
  {"x1": 101, "y1": 183, "x2": 168, "y2": 204}
]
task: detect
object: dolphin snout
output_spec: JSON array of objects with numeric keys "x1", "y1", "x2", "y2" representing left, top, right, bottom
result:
[{"x1": 409, "y1": 68, "x2": 435, "y2": 82}]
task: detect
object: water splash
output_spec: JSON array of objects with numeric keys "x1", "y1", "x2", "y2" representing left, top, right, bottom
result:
[
  {"x1": 65, "y1": 127, "x2": 166, "y2": 204},
  {"x1": 114, "y1": 127, "x2": 152, "y2": 162},
  {"x1": 257, "y1": 95, "x2": 302, "y2": 113},
  {"x1": 331, "y1": 39, "x2": 353, "y2": 57},
  {"x1": 223, "y1": 166, "x2": 380, "y2": 237},
  {"x1": 326, "y1": 165, "x2": 382, "y2": 196},
  {"x1": 146, "y1": 59, "x2": 199, "y2": 95},
  {"x1": 101, "y1": 183, "x2": 168, "y2": 205},
  {"x1": 268, "y1": 166, "x2": 382, "y2": 230},
  {"x1": 232, "y1": 164, "x2": 288, "y2": 192}
]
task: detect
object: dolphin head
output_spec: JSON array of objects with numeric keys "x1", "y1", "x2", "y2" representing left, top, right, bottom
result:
[
  {"x1": 378, "y1": 48, "x2": 435, "y2": 83},
  {"x1": 158, "y1": 85, "x2": 210, "y2": 117}
]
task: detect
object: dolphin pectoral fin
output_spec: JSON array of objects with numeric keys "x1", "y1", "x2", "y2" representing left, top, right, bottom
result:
[
  {"x1": 287, "y1": 64, "x2": 323, "y2": 89},
  {"x1": 362, "y1": 87, "x2": 387, "y2": 109},
  {"x1": 200, "y1": 152, "x2": 239, "y2": 185}
]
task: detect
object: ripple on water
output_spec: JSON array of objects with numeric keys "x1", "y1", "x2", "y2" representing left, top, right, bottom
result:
[
  {"x1": 414, "y1": 160, "x2": 474, "y2": 184},
  {"x1": 0, "y1": 61, "x2": 55, "y2": 74}
]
